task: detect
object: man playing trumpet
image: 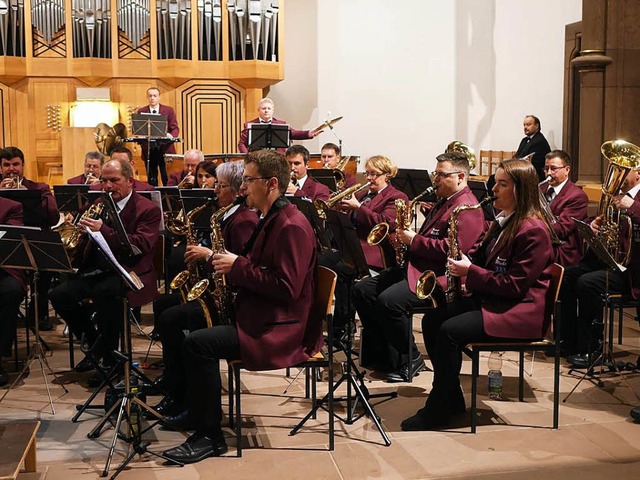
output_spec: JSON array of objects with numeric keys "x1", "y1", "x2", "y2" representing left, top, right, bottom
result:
[
  {"x1": 166, "y1": 149, "x2": 203, "y2": 188},
  {"x1": 67, "y1": 151, "x2": 105, "y2": 185},
  {"x1": 285, "y1": 145, "x2": 330, "y2": 202}
]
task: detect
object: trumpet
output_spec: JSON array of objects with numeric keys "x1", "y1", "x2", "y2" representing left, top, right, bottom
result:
[
  {"x1": 537, "y1": 175, "x2": 563, "y2": 245},
  {"x1": 84, "y1": 172, "x2": 98, "y2": 184},
  {"x1": 314, "y1": 182, "x2": 371, "y2": 219},
  {"x1": 327, "y1": 155, "x2": 351, "y2": 190},
  {"x1": 177, "y1": 172, "x2": 195, "y2": 189},
  {"x1": 2, "y1": 173, "x2": 24, "y2": 189}
]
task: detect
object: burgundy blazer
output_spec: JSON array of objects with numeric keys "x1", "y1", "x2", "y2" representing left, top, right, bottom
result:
[
  {"x1": 67, "y1": 174, "x2": 88, "y2": 185},
  {"x1": 624, "y1": 198, "x2": 640, "y2": 299},
  {"x1": 407, "y1": 186, "x2": 485, "y2": 294},
  {"x1": 136, "y1": 104, "x2": 180, "y2": 156},
  {"x1": 294, "y1": 176, "x2": 331, "y2": 202},
  {"x1": 88, "y1": 192, "x2": 161, "y2": 307},
  {"x1": 227, "y1": 202, "x2": 319, "y2": 370},
  {"x1": 543, "y1": 181, "x2": 588, "y2": 267},
  {"x1": 466, "y1": 217, "x2": 554, "y2": 339},
  {"x1": 340, "y1": 172, "x2": 358, "y2": 191},
  {"x1": 0, "y1": 197, "x2": 26, "y2": 290},
  {"x1": 353, "y1": 184, "x2": 408, "y2": 269},
  {"x1": 166, "y1": 170, "x2": 187, "y2": 187},
  {"x1": 22, "y1": 178, "x2": 59, "y2": 227},
  {"x1": 238, "y1": 117, "x2": 312, "y2": 153},
  {"x1": 90, "y1": 178, "x2": 154, "y2": 192}
]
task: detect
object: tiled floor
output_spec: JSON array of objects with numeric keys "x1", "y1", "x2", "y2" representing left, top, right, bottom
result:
[{"x1": 1, "y1": 310, "x2": 640, "y2": 480}]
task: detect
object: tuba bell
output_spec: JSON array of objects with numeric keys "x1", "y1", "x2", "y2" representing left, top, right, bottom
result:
[{"x1": 446, "y1": 141, "x2": 477, "y2": 171}]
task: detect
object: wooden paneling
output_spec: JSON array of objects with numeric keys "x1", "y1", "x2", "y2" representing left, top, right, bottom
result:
[{"x1": 61, "y1": 127, "x2": 98, "y2": 182}]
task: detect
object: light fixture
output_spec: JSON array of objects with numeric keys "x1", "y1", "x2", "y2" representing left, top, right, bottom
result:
[{"x1": 69, "y1": 87, "x2": 119, "y2": 127}]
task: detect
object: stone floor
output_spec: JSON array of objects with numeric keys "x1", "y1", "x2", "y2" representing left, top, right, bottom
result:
[{"x1": 1, "y1": 307, "x2": 639, "y2": 480}]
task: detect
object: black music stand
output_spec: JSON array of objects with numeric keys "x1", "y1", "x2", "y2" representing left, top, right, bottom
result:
[
  {"x1": 468, "y1": 179, "x2": 496, "y2": 221},
  {"x1": 0, "y1": 225, "x2": 72, "y2": 414},
  {"x1": 156, "y1": 186, "x2": 181, "y2": 219},
  {"x1": 80, "y1": 230, "x2": 181, "y2": 477},
  {"x1": 294, "y1": 210, "x2": 396, "y2": 446},
  {"x1": 180, "y1": 189, "x2": 218, "y2": 230},
  {"x1": 0, "y1": 190, "x2": 48, "y2": 228},
  {"x1": 563, "y1": 218, "x2": 638, "y2": 402},
  {"x1": 288, "y1": 196, "x2": 332, "y2": 253},
  {"x1": 53, "y1": 185, "x2": 91, "y2": 214},
  {"x1": 391, "y1": 169, "x2": 436, "y2": 229},
  {"x1": 307, "y1": 169, "x2": 338, "y2": 192},
  {"x1": 248, "y1": 123, "x2": 290, "y2": 150}
]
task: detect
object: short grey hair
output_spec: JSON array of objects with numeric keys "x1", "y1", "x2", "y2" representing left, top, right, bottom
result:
[{"x1": 216, "y1": 161, "x2": 245, "y2": 193}]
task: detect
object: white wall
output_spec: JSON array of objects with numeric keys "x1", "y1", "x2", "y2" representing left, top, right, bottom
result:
[{"x1": 270, "y1": 0, "x2": 582, "y2": 171}]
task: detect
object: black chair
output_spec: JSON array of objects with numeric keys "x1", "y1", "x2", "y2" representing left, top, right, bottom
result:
[
  {"x1": 463, "y1": 263, "x2": 564, "y2": 433},
  {"x1": 606, "y1": 294, "x2": 637, "y2": 346},
  {"x1": 227, "y1": 266, "x2": 337, "y2": 457}
]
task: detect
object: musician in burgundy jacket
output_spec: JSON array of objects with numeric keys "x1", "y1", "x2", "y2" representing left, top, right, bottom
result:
[
  {"x1": 136, "y1": 87, "x2": 180, "y2": 186},
  {"x1": 321, "y1": 142, "x2": 357, "y2": 191},
  {"x1": 152, "y1": 161, "x2": 258, "y2": 419},
  {"x1": 354, "y1": 152, "x2": 485, "y2": 382},
  {"x1": 0, "y1": 197, "x2": 27, "y2": 385},
  {"x1": 89, "y1": 147, "x2": 155, "y2": 192},
  {"x1": 540, "y1": 150, "x2": 588, "y2": 267},
  {"x1": 163, "y1": 149, "x2": 318, "y2": 464},
  {"x1": 166, "y1": 149, "x2": 203, "y2": 187},
  {"x1": 50, "y1": 158, "x2": 161, "y2": 373},
  {"x1": 237, "y1": 97, "x2": 320, "y2": 153},
  {"x1": 67, "y1": 151, "x2": 104, "y2": 185},
  {"x1": 401, "y1": 159, "x2": 553, "y2": 431},
  {"x1": 285, "y1": 145, "x2": 331, "y2": 202}
]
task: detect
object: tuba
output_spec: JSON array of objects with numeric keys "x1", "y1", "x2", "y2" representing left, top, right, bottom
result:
[
  {"x1": 598, "y1": 139, "x2": 640, "y2": 265},
  {"x1": 446, "y1": 141, "x2": 477, "y2": 171}
]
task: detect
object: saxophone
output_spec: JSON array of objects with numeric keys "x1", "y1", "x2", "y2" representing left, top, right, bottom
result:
[
  {"x1": 187, "y1": 201, "x2": 237, "y2": 326},
  {"x1": 443, "y1": 196, "x2": 495, "y2": 303}
]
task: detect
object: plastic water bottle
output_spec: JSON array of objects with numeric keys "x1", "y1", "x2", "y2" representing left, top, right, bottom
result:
[{"x1": 487, "y1": 351, "x2": 503, "y2": 400}]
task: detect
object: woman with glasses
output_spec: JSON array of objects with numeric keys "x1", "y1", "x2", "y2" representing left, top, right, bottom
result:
[
  {"x1": 401, "y1": 158, "x2": 554, "y2": 431},
  {"x1": 320, "y1": 155, "x2": 408, "y2": 338},
  {"x1": 152, "y1": 160, "x2": 258, "y2": 422}
]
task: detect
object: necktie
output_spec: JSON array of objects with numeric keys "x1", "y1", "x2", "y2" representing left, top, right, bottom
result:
[
  {"x1": 546, "y1": 186, "x2": 555, "y2": 203},
  {"x1": 361, "y1": 192, "x2": 376, "y2": 205},
  {"x1": 418, "y1": 199, "x2": 445, "y2": 235}
]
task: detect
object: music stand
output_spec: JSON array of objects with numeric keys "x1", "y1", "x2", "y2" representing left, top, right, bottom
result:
[
  {"x1": 180, "y1": 189, "x2": 218, "y2": 230},
  {"x1": 468, "y1": 179, "x2": 496, "y2": 221},
  {"x1": 563, "y1": 218, "x2": 638, "y2": 402},
  {"x1": 0, "y1": 190, "x2": 48, "y2": 228},
  {"x1": 0, "y1": 225, "x2": 72, "y2": 414},
  {"x1": 288, "y1": 196, "x2": 332, "y2": 252},
  {"x1": 293, "y1": 210, "x2": 395, "y2": 446},
  {"x1": 53, "y1": 185, "x2": 91, "y2": 214},
  {"x1": 156, "y1": 186, "x2": 181, "y2": 220},
  {"x1": 131, "y1": 113, "x2": 167, "y2": 137},
  {"x1": 248, "y1": 123, "x2": 290, "y2": 150},
  {"x1": 307, "y1": 169, "x2": 338, "y2": 192},
  {"x1": 391, "y1": 169, "x2": 435, "y2": 202}
]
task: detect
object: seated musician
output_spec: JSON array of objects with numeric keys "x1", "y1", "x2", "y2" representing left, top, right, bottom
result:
[
  {"x1": 285, "y1": 145, "x2": 331, "y2": 202},
  {"x1": 541, "y1": 150, "x2": 588, "y2": 266},
  {"x1": 151, "y1": 161, "x2": 258, "y2": 419},
  {"x1": 402, "y1": 158, "x2": 554, "y2": 431},
  {"x1": 0, "y1": 197, "x2": 27, "y2": 386},
  {"x1": 137, "y1": 87, "x2": 180, "y2": 186},
  {"x1": 67, "y1": 151, "x2": 104, "y2": 185},
  {"x1": 90, "y1": 147, "x2": 155, "y2": 192},
  {"x1": 162, "y1": 149, "x2": 319, "y2": 464},
  {"x1": 321, "y1": 142, "x2": 357, "y2": 190},
  {"x1": 560, "y1": 166, "x2": 640, "y2": 367},
  {"x1": 353, "y1": 152, "x2": 485, "y2": 382},
  {"x1": 0, "y1": 146, "x2": 60, "y2": 331},
  {"x1": 49, "y1": 158, "x2": 161, "y2": 381},
  {"x1": 166, "y1": 149, "x2": 203, "y2": 187},
  {"x1": 320, "y1": 155, "x2": 408, "y2": 337}
]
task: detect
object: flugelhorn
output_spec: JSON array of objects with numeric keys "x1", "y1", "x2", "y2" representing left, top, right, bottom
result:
[{"x1": 314, "y1": 181, "x2": 371, "y2": 218}]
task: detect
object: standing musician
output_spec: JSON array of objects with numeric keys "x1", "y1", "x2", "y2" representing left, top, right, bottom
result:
[
  {"x1": 49, "y1": 158, "x2": 161, "y2": 380},
  {"x1": 137, "y1": 87, "x2": 180, "y2": 186},
  {"x1": 540, "y1": 150, "x2": 588, "y2": 267},
  {"x1": 320, "y1": 155, "x2": 408, "y2": 337},
  {"x1": 90, "y1": 147, "x2": 155, "y2": 192},
  {"x1": 237, "y1": 97, "x2": 321, "y2": 153},
  {"x1": 0, "y1": 197, "x2": 26, "y2": 386},
  {"x1": 162, "y1": 149, "x2": 318, "y2": 464},
  {"x1": 402, "y1": 158, "x2": 554, "y2": 431},
  {"x1": 0, "y1": 146, "x2": 60, "y2": 331},
  {"x1": 515, "y1": 115, "x2": 551, "y2": 182},
  {"x1": 285, "y1": 145, "x2": 331, "y2": 202},
  {"x1": 67, "y1": 151, "x2": 105, "y2": 185},
  {"x1": 353, "y1": 152, "x2": 485, "y2": 382},
  {"x1": 151, "y1": 161, "x2": 258, "y2": 420},
  {"x1": 166, "y1": 149, "x2": 203, "y2": 187},
  {"x1": 321, "y1": 142, "x2": 357, "y2": 190}
]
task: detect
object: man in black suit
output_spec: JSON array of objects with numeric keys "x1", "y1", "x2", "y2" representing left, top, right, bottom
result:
[{"x1": 515, "y1": 115, "x2": 551, "y2": 181}]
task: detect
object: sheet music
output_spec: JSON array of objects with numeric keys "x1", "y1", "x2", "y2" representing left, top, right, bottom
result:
[{"x1": 86, "y1": 229, "x2": 144, "y2": 291}]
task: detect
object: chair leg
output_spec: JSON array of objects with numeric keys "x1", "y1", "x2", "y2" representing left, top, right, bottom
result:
[
  {"x1": 618, "y1": 304, "x2": 624, "y2": 345},
  {"x1": 234, "y1": 366, "x2": 242, "y2": 457},
  {"x1": 553, "y1": 350, "x2": 560, "y2": 429},
  {"x1": 228, "y1": 364, "x2": 235, "y2": 428},
  {"x1": 471, "y1": 350, "x2": 479, "y2": 433},
  {"x1": 518, "y1": 351, "x2": 524, "y2": 402},
  {"x1": 68, "y1": 326, "x2": 75, "y2": 369}
]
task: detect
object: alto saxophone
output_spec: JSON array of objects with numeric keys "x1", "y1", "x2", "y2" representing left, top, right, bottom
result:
[{"x1": 187, "y1": 201, "x2": 237, "y2": 326}]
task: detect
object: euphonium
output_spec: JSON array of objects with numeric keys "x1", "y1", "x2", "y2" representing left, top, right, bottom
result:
[
  {"x1": 314, "y1": 181, "x2": 371, "y2": 219},
  {"x1": 446, "y1": 141, "x2": 477, "y2": 171},
  {"x1": 598, "y1": 139, "x2": 640, "y2": 265}
]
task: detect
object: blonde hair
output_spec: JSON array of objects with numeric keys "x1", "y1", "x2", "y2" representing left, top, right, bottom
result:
[{"x1": 365, "y1": 155, "x2": 398, "y2": 180}]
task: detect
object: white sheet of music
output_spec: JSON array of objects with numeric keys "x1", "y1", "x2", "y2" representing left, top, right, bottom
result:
[{"x1": 86, "y1": 228, "x2": 144, "y2": 291}]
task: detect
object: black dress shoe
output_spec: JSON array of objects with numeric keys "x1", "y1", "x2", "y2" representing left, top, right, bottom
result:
[
  {"x1": 163, "y1": 432, "x2": 227, "y2": 464},
  {"x1": 145, "y1": 395, "x2": 183, "y2": 420},
  {"x1": 74, "y1": 356, "x2": 96, "y2": 373},
  {"x1": 386, "y1": 354, "x2": 426, "y2": 383},
  {"x1": 568, "y1": 353, "x2": 601, "y2": 369},
  {"x1": 0, "y1": 363, "x2": 8, "y2": 387},
  {"x1": 400, "y1": 407, "x2": 450, "y2": 431},
  {"x1": 631, "y1": 406, "x2": 640, "y2": 422},
  {"x1": 162, "y1": 410, "x2": 196, "y2": 431}
]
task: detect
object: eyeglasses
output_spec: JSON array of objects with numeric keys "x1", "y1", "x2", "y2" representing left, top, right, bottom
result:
[
  {"x1": 364, "y1": 171, "x2": 383, "y2": 178},
  {"x1": 242, "y1": 176, "x2": 270, "y2": 184},
  {"x1": 543, "y1": 165, "x2": 567, "y2": 172},
  {"x1": 214, "y1": 182, "x2": 230, "y2": 189},
  {"x1": 431, "y1": 171, "x2": 462, "y2": 179}
]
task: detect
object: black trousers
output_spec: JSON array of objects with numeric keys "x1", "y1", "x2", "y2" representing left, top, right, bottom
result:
[
  {"x1": 145, "y1": 147, "x2": 168, "y2": 187},
  {"x1": 49, "y1": 272, "x2": 126, "y2": 363},
  {"x1": 559, "y1": 251, "x2": 629, "y2": 354},
  {"x1": 0, "y1": 273, "x2": 25, "y2": 357},
  {"x1": 156, "y1": 300, "x2": 208, "y2": 402},
  {"x1": 352, "y1": 267, "x2": 434, "y2": 371},
  {"x1": 183, "y1": 325, "x2": 241, "y2": 435},
  {"x1": 318, "y1": 251, "x2": 358, "y2": 330}
]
